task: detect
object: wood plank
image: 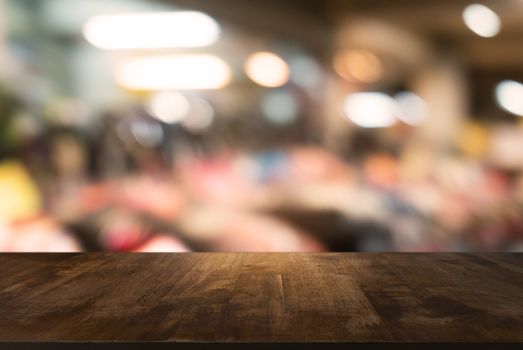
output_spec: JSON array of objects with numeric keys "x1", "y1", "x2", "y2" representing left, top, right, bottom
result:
[{"x1": 0, "y1": 253, "x2": 521, "y2": 347}]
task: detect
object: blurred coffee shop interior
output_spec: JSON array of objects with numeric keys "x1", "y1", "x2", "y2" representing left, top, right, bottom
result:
[{"x1": 1, "y1": 0, "x2": 523, "y2": 253}]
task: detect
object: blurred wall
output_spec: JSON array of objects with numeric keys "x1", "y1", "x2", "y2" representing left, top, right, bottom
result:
[{"x1": 0, "y1": 0, "x2": 7, "y2": 77}]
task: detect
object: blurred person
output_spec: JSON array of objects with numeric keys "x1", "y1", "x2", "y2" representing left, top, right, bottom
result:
[
  {"x1": 0, "y1": 160, "x2": 80, "y2": 252},
  {"x1": 178, "y1": 206, "x2": 326, "y2": 252}
]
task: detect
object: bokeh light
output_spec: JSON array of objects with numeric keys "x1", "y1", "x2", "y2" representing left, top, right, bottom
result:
[
  {"x1": 395, "y1": 91, "x2": 428, "y2": 126},
  {"x1": 462, "y1": 4, "x2": 501, "y2": 38},
  {"x1": 289, "y1": 55, "x2": 322, "y2": 90},
  {"x1": 334, "y1": 49, "x2": 383, "y2": 84},
  {"x1": 261, "y1": 90, "x2": 298, "y2": 125},
  {"x1": 343, "y1": 92, "x2": 398, "y2": 128},
  {"x1": 495, "y1": 80, "x2": 523, "y2": 116},
  {"x1": 182, "y1": 98, "x2": 215, "y2": 132},
  {"x1": 146, "y1": 91, "x2": 190, "y2": 124},
  {"x1": 244, "y1": 52, "x2": 290, "y2": 88},
  {"x1": 130, "y1": 120, "x2": 163, "y2": 147}
]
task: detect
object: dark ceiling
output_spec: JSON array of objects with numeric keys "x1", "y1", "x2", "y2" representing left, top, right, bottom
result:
[{"x1": 165, "y1": 0, "x2": 523, "y2": 71}]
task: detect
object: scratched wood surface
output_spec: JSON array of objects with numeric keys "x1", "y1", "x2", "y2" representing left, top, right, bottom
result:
[{"x1": 0, "y1": 253, "x2": 522, "y2": 343}]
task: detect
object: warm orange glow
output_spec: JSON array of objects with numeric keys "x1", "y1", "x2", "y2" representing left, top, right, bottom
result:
[{"x1": 333, "y1": 49, "x2": 383, "y2": 83}]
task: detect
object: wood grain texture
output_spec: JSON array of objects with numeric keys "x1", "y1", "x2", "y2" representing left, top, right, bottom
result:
[{"x1": 0, "y1": 253, "x2": 522, "y2": 343}]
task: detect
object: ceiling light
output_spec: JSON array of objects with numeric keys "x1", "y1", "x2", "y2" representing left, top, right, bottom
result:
[
  {"x1": 115, "y1": 55, "x2": 232, "y2": 90},
  {"x1": 83, "y1": 11, "x2": 220, "y2": 49}
]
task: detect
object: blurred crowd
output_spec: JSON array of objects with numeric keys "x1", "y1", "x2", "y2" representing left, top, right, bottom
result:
[
  {"x1": 2, "y1": 0, "x2": 523, "y2": 252},
  {"x1": 1, "y1": 94, "x2": 523, "y2": 252}
]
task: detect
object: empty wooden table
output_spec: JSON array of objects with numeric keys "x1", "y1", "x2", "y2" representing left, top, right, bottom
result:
[{"x1": 0, "y1": 253, "x2": 522, "y2": 349}]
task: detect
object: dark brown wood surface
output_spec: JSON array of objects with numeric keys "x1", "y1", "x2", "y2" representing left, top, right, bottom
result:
[{"x1": 0, "y1": 253, "x2": 522, "y2": 344}]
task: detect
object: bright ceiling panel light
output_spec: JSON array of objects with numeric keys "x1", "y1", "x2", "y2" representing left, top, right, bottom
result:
[
  {"x1": 83, "y1": 11, "x2": 220, "y2": 49},
  {"x1": 462, "y1": 4, "x2": 501, "y2": 38},
  {"x1": 115, "y1": 55, "x2": 232, "y2": 90},
  {"x1": 343, "y1": 92, "x2": 398, "y2": 128},
  {"x1": 244, "y1": 52, "x2": 290, "y2": 88},
  {"x1": 495, "y1": 80, "x2": 523, "y2": 116}
]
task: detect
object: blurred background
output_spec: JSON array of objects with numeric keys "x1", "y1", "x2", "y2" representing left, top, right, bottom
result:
[{"x1": 1, "y1": 0, "x2": 523, "y2": 252}]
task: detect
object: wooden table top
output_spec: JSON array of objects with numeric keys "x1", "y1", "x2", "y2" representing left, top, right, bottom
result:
[{"x1": 0, "y1": 253, "x2": 522, "y2": 348}]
